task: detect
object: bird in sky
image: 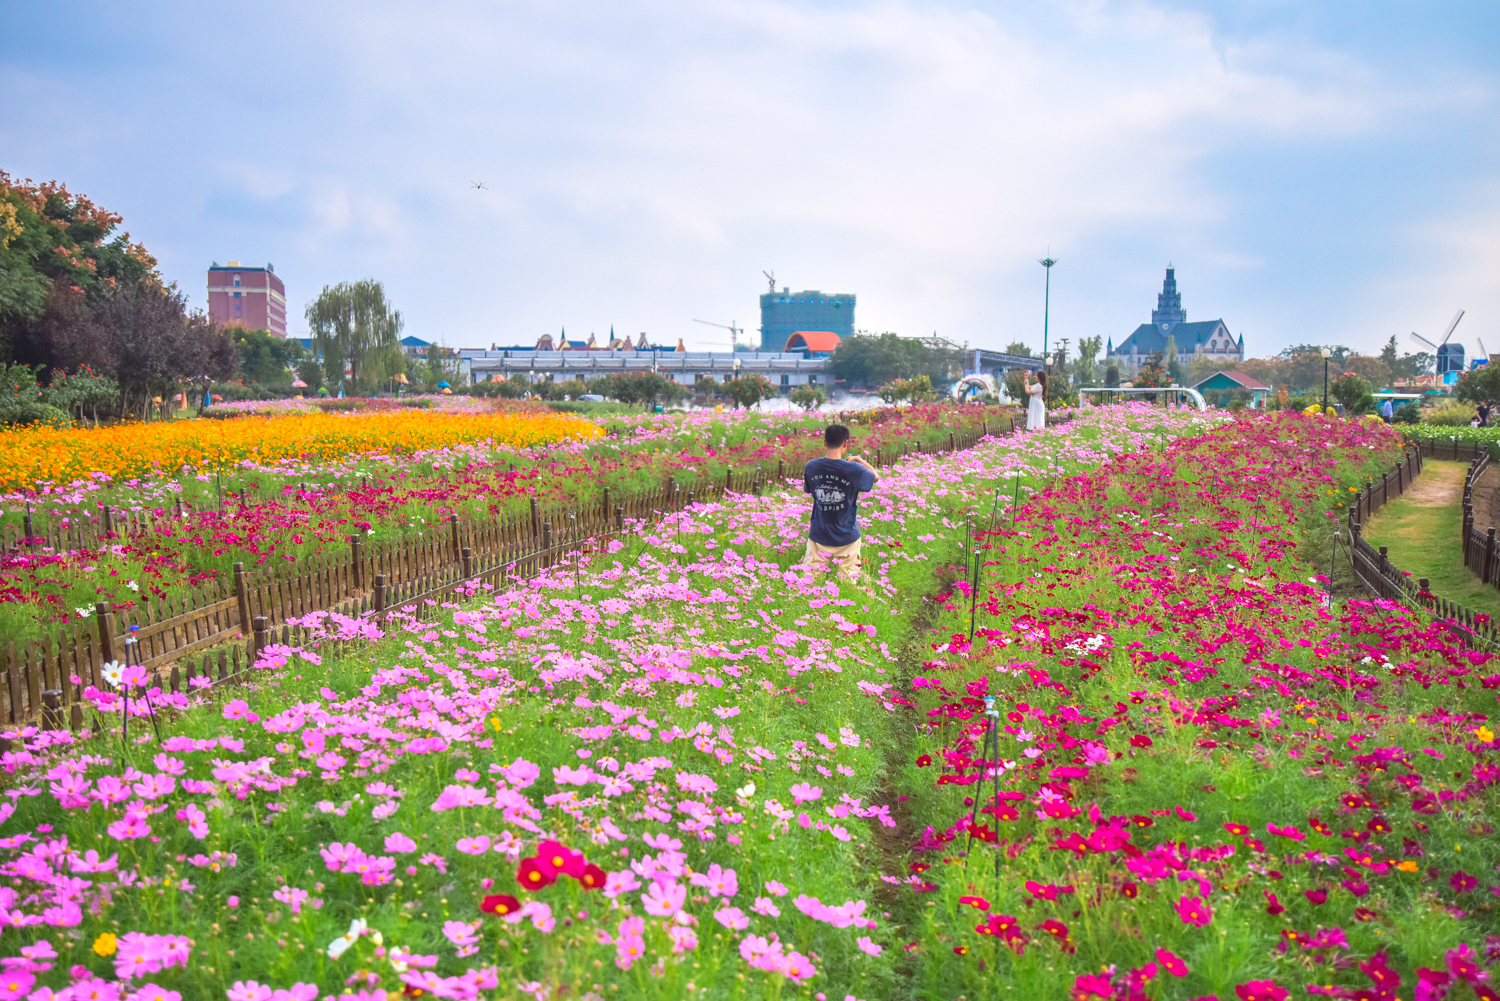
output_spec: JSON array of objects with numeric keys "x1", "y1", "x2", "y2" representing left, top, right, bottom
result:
[{"x1": 471, "y1": 181, "x2": 488, "y2": 190}]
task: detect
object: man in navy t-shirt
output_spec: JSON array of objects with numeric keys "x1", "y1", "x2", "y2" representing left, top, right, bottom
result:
[{"x1": 801, "y1": 424, "x2": 880, "y2": 579}]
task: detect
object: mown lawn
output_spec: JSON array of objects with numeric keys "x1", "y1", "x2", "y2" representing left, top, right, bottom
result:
[{"x1": 1359, "y1": 458, "x2": 1500, "y2": 618}]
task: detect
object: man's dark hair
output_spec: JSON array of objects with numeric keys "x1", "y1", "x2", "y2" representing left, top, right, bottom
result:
[{"x1": 824, "y1": 424, "x2": 850, "y2": 449}]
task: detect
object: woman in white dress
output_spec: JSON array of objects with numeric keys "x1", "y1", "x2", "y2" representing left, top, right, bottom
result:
[{"x1": 1022, "y1": 370, "x2": 1047, "y2": 430}]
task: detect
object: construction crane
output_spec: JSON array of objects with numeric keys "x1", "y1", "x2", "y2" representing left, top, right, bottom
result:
[
  {"x1": 1410, "y1": 309, "x2": 1466, "y2": 375},
  {"x1": 693, "y1": 318, "x2": 745, "y2": 351},
  {"x1": 762, "y1": 270, "x2": 775, "y2": 293}
]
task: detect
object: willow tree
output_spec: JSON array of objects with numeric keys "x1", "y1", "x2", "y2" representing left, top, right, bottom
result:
[{"x1": 305, "y1": 280, "x2": 405, "y2": 393}]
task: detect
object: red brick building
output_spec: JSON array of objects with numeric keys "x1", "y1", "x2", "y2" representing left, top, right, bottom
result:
[{"x1": 208, "y1": 262, "x2": 287, "y2": 337}]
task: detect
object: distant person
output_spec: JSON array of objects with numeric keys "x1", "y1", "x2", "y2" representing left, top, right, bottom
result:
[
  {"x1": 1023, "y1": 370, "x2": 1048, "y2": 430},
  {"x1": 1479, "y1": 402, "x2": 1492, "y2": 427},
  {"x1": 802, "y1": 425, "x2": 880, "y2": 580},
  {"x1": 1380, "y1": 398, "x2": 1394, "y2": 424}
]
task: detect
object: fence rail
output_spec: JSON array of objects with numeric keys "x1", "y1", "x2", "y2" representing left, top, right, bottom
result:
[
  {"x1": 1349, "y1": 445, "x2": 1500, "y2": 650},
  {"x1": 1, "y1": 418, "x2": 1014, "y2": 729}
]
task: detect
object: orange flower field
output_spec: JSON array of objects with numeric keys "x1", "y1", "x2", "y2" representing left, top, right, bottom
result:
[{"x1": 0, "y1": 409, "x2": 603, "y2": 491}]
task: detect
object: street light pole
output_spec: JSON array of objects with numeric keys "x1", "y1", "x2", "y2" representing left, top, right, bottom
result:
[
  {"x1": 1039, "y1": 256, "x2": 1058, "y2": 364},
  {"x1": 1321, "y1": 348, "x2": 1332, "y2": 412}
]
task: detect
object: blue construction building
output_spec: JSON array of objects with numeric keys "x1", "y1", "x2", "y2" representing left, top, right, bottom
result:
[
  {"x1": 759, "y1": 287, "x2": 855, "y2": 353},
  {"x1": 1108, "y1": 267, "x2": 1243, "y2": 375}
]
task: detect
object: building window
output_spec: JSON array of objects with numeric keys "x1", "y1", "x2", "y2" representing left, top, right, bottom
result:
[{"x1": 233, "y1": 276, "x2": 241, "y2": 287}]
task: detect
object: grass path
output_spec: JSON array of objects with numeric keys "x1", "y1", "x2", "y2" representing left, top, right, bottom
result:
[{"x1": 1359, "y1": 458, "x2": 1500, "y2": 617}]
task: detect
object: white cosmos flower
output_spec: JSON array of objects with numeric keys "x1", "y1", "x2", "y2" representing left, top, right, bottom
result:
[
  {"x1": 125, "y1": 580, "x2": 139, "y2": 592},
  {"x1": 326, "y1": 918, "x2": 367, "y2": 959},
  {"x1": 100, "y1": 662, "x2": 124, "y2": 688},
  {"x1": 74, "y1": 606, "x2": 93, "y2": 619}
]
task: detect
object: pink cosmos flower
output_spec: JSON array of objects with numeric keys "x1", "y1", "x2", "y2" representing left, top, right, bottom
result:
[
  {"x1": 456, "y1": 836, "x2": 491, "y2": 856},
  {"x1": 384, "y1": 833, "x2": 418, "y2": 854},
  {"x1": 0, "y1": 971, "x2": 33, "y2": 1001},
  {"x1": 641, "y1": 880, "x2": 686, "y2": 917},
  {"x1": 751, "y1": 897, "x2": 781, "y2": 917},
  {"x1": 603, "y1": 871, "x2": 642, "y2": 899},
  {"x1": 765, "y1": 880, "x2": 788, "y2": 897},
  {"x1": 856, "y1": 936, "x2": 883, "y2": 956},
  {"x1": 713, "y1": 907, "x2": 749, "y2": 930},
  {"x1": 129, "y1": 985, "x2": 182, "y2": 1001},
  {"x1": 1176, "y1": 895, "x2": 1212, "y2": 927},
  {"x1": 1156, "y1": 947, "x2": 1189, "y2": 976},
  {"x1": 107, "y1": 812, "x2": 151, "y2": 841},
  {"x1": 689, "y1": 863, "x2": 738, "y2": 898},
  {"x1": 789, "y1": 782, "x2": 823, "y2": 805}
]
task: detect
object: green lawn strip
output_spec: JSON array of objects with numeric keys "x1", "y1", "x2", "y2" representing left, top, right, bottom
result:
[{"x1": 1360, "y1": 460, "x2": 1500, "y2": 619}]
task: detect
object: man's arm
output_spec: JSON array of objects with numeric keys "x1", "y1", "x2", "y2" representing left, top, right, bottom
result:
[{"x1": 849, "y1": 455, "x2": 881, "y2": 481}]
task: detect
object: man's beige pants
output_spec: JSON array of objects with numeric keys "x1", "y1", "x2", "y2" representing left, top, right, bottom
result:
[{"x1": 801, "y1": 538, "x2": 863, "y2": 579}]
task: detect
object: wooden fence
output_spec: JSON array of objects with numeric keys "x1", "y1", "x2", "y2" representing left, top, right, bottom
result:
[
  {"x1": 1349, "y1": 446, "x2": 1500, "y2": 650},
  {"x1": 1462, "y1": 449, "x2": 1498, "y2": 583},
  {"x1": 1406, "y1": 437, "x2": 1489, "y2": 463},
  {"x1": 1, "y1": 418, "x2": 1013, "y2": 729}
]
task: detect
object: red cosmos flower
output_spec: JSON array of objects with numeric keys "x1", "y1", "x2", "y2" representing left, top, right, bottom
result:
[
  {"x1": 1352, "y1": 907, "x2": 1378, "y2": 922},
  {"x1": 516, "y1": 856, "x2": 556, "y2": 891},
  {"x1": 1174, "y1": 805, "x2": 1197, "y2": 821},
  {"x1": 1037, "y1": 919, "x2": 1073, "y2": 952},
  {"x1": 1308, "y1": 816, "x2": 1333, "y2": 835},
  {"x1": 578, "y1": 864, "x2": 608, "y2": 890},
  {"x1": 1119, "y1": 882, "x2": 1138, "y2": 899},
  {"x1": 480, "y1": 894, "x2": 521, "y2": 916},
  {"x1": 1129, "y1": 734, "x2": 1153, "y2": 748},
  {"x1": 1305, "y1": 889, "x2": 1327, "y2": 905},
  {"x1": 1235, "y1": 980, "x2": 1288, "y2": 1001},
  {"x1": 909, "y1": 862, "x2": 931, "y2": 874},
  {"x1": 958, "y1": 896, "x2": 990, "y2": 910},
  {"x1": 1451, "y1": 870, "x2": 1478, "y2": 894},
  {"x1": 1131, "y1": 815, "x2": 1154, "y2": 828},
  {"x1": 952, "y1": 945, "x2": 969, "y2": 956},
  {"x1": 535, "y1": 840, "x2": 586, "y2": 880},
  {"x1": 1267, "y1": 823, "x2": 1305, "y2": 841},
  {"x1": 1366, "y1": 815, "x2": 1392, "y2": 834},
  {"x1": 915, "y1": 754, "x2": 933, "y2": 767},
  {"x1": 1359, "y1": 952, "x2": 1400, "y2": 992},
  {"x1": 1223, "y1": 822, "x2": 1249, "y2": 836},
  {"x1": 1176, "y1": 895, "x2": 1212, "y2": 927},
  {"x1": 1155, "y1": 947, "x2": 1189, "y2": 977},
  {"x1": 1262, "y1": 891, "x2": 1284, "y2": 915}
]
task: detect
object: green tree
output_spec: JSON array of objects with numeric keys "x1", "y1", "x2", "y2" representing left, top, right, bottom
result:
[
  {"x1": 1330, "y1": 372, "x2": 1372, "y2": 412},
  {"x1": 788, "y1": 385, "x2": 826, "y2": 411},
  {"x1": 829, "y1": 333, "x2": 959, "y2": 389},
  {"x1": 1379, "y1": 335, "x2": 1399, "y2": 369},
  {"x1": 0, "y1": 172, "x2": 164, "y2": 362},
  {"x1": 305, "y1": 280, "x2": 405, "y2": 393},
  {"x1": 1455, "y1": 364, "x2": 1500, "y2": 407},
  {"x1": 1004, "y1": 341, "x2": 1034, "y2": 358},
  {"x1": 724, "y1": 373, "x2": 776, "y2": 410},
  {"x1": 233, "y1": 328, "x2": 303, "y2": 386},
  {"x1": 1104, "y1": 364, "x2": 1120, "y2": 387},
  {"x1": 594, "y1": 372, "x2": 685, "y2": 409},
  {"x1": 296, "y1": 360, "x2": 324, "y2": 394},
  {"x1": 1071, "y1": 335, "x2": 1102, "y2": 386}
]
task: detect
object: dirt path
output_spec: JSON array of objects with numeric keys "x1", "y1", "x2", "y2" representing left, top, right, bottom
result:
[{"x1": 1401, "y1": 460, "x2": 1466, "y2": 506}]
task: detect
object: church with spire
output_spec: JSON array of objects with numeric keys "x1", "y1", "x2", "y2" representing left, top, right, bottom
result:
[{"x1": 1107, "y1": 267, "x2": 1243, "y2": 374}]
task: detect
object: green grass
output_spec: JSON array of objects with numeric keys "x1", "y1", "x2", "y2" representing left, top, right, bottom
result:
[{"x1": 1360, "y1": 459, "x2": 1500, "y2": 618}]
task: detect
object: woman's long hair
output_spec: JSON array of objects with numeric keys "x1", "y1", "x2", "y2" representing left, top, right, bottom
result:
[{"x1": 1035, "y1": 370, "x2": 1048, "y2": 397}]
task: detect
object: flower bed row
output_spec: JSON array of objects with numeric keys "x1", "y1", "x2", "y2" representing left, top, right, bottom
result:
[{"x1": 0, "y1": 403, "x2": 1220, "y2": 999}]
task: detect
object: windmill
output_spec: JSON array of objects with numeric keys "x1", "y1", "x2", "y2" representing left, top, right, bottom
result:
[
  {"x1": 1411, "y1": 310, "x2": 1466, "y2": 377},
  {"x1": 693, "y1": 318, "x2": 745, "y2": 351}
]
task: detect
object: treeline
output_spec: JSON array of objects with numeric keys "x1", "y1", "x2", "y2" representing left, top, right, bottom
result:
[{"x1": 0, "y1": 172, "x2": 239, "y2": 423}]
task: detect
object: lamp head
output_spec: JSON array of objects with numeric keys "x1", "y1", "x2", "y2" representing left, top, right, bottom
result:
[{"x1": 1321, "y1": 348, "x2": 1332, "y2": 359}]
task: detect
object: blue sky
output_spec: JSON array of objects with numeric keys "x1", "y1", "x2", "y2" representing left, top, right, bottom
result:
[{"x1": 3, "y1": 0, "x2": 1497, "y2": 358}]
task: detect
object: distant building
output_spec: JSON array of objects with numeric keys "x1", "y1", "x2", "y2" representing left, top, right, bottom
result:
[
  {"x1": 1107, "y1": 268, "x2": 1242, "y2": 374},
  {"x1": 784, "y1": 331, "x2": 841, "y2": 359},
  {"x1": 207, "y1": 262, "x2": 286, "y2": 338},
  {"x1": 760, "y1": 288, "x2": 854, "y2": 354},
  {"x1": 1191, "y1": 369, "x2": 1271, "y2": 408}
]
